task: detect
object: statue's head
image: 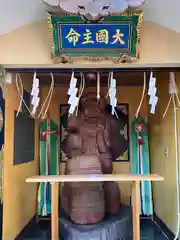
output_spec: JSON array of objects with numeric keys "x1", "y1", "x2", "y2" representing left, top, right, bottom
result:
[{"x1": 79, "y1": 93, "x2": 106, "y2": 118}]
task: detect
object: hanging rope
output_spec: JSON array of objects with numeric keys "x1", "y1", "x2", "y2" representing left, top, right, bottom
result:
[
  {"x1": 163, "y1": 72, "x2": 180, "y2": 118},
  {"x1": 135, "y1": 72, "x2": 146, "y2": 119},
  {"x1": 16, "y1": 73, "x2": 35, "y2": 118},
  {"x1": 38, "y1": 72, "x2": 54, "y2": 119},
  {"x1": 16, "y1": 72, "x2": 54, "y2": 119},
  {"x1": 162, "y1": 95, "x2": 172, "y2": 118},
  {"x1": 97, "y1": 72, "x2": 100, "y2": 100},
  {"x1": 105, "y1": 72, "x2": 112, "y2": 99},
  {"x1": 75, "y1": 72, "x2": 85, "y2": 116}
]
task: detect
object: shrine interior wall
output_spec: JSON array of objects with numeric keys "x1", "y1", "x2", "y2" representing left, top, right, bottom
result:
[
  {"x1": 3, "y1": 74, "x2": 39, "y2": 240},
  {"x1": 2, "y1": 72, "x2": 180, "y2": 240},
  {"x1": 41, "y1": 85, "x2": 148, "y2": 205},
  {"x1": 149, "y1": 72, "x2": 180, "y2": 235}
]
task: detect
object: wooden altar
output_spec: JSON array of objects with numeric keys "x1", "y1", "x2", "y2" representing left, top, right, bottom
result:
[{"x1": 26, "y1": 173, "x2": 164, "y2": 240}]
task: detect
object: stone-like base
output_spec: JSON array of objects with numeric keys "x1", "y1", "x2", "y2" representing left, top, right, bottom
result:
[{"x1": 59, "y1": 204, "x2": 132, "y2": 240}]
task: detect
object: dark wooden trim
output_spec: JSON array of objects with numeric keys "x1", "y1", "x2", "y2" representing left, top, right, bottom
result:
[
  {"x1": 5, "y1": 66, "x2": 180, "y2": 73},
  {"x1": 153, "y1": 214, "x2": 175, "y2": 240},
  {"x1": 15, "y1": 215, "x2": 36, "y2": 240}
]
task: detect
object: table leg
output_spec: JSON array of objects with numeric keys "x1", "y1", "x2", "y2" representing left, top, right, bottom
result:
[
  {"x1": 51, "y1": 183, "x2": 59, "y2": 240},
  {"x1": 132, "y1": 181, "x2": 140, "y2": 240}
]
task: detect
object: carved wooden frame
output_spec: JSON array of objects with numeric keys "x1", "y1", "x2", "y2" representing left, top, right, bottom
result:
[{"x1": 47, "y1": 11, "x2": 143, "y2": 64}]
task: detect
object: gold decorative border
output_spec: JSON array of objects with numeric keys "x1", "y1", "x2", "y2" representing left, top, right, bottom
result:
[
  {"x1": 136, "y1": 12, "x2": 144, "y2": 59},
  {"x1": 47, "y1": 12, "x2": 55, "y2": 58},
  {"x1": 63, "y1": 10, "x2": 142, "y2": 18},
  {"x1": 53, "y1": 54, "x2": 134, "y2": 65}
]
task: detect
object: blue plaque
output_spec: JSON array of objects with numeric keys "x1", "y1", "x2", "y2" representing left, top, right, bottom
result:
[{"x1": 60, "y1": 24, "x2": 131, "y2": 50}]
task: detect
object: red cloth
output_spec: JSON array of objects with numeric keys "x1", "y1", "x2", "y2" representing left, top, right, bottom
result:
[
  {"x1": 138, "y1": 135, "x2": 143, "y2": 145},
  {"x1": 40, "y1": 130, "x2": 56, "y2": 141}
]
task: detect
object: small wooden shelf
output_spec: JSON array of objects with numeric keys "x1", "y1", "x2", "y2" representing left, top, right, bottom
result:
[
  {"x1": 26, "y1": 173, "x2": 164, "y2": 240},
  {"x1": 26, "y1": 173, "x2": 164, "y2": 183}
]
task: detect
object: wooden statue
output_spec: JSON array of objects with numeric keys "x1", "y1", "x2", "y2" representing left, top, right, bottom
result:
[
  {"x1": 61, "y1": 93, "x2": 121, "y2": 224},
  {"x1": 61, "y1": 133, "x2": 105, "y2": 224}
]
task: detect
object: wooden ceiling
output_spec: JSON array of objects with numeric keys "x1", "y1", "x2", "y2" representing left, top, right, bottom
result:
[{"x1": 23, "y1": 72, "x2": 149, "y2": 87}]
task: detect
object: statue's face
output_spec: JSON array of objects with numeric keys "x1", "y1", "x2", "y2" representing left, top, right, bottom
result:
[{"x1": 80, "y1": 93, "x2": 106, "y2": 118}]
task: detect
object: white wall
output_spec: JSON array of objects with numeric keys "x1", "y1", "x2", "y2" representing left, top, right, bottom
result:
[
  {"x1": 143, "y1": 0, "x2": 180, "y2": 33},
  {"x1": 0, "y1": 0, "x2": 180, "y2": 35},
  {"x1": 0, "y1": 0, "x2": 46, "y2": 35}
]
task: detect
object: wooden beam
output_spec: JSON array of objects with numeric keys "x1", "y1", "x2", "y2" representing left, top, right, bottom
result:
[
  {"x1": 17, "y1": 72, "x2": 146, "y2": 87},
  {"x1": 4, "y1": 63, "x2": 180, "y2": 70}
]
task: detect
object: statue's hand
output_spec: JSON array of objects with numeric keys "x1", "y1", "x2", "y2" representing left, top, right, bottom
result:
[
  {"x1": 63, "y1": 133, "x2": 82, "y2": 157},
  {"x1": 97, "y1": 120, "x2": 111, "y2": 153},
  {"x1": 67, "y1": 115, "x2": 79, "y2": 132},
  {"x1": 104, "y1": 122, "x2": 112, "y2": 149}
]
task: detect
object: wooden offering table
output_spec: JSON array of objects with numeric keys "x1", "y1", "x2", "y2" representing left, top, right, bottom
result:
[{"x1": 26, "y1": 174, "x2": 163, "y2": 240}]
